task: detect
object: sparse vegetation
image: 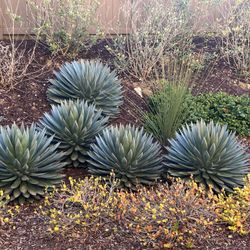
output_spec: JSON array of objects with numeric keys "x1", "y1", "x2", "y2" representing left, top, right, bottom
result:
[
  {"x1": 35, "y1": 174, "x2": 250, "y2": 248},
  {"x1": 27, "y1": 0, "x2": 100, "y2": 56}
]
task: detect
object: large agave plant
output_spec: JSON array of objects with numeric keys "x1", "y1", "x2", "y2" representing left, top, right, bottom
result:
[
  {"x1": 164, "y1": 120, "x2": 249, "y2": 192},
  {"x1": 47, "y1": 60, "x2": 123, "y2": 116},
  {"x1": 88, "y1": 124, "x2": 163, "y2": 188},
  {"x1": 39, "y1": 100, "x2": 108, "y2": 168},
  {"x1": 0, "y1": 124, "x2": 65, "y2": 203}
]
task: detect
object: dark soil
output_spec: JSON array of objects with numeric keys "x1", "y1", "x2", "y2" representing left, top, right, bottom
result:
[
  {"x1": 0, "y1": 40, "x2": 249, "y2": 250},
  {"x1": 0, "y1": 40, "x2": 249, "y2": 126},
  {"x1": 193, "y1": 65, "x2": 250, "y2": 96},
  {"x1": 0, "y1": 204, "x2": 141, "y2": 250},
  {"x1": 0, "y1": 203, "x2": 249, "y2": 250}
]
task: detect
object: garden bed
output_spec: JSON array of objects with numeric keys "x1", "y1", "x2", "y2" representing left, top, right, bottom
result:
[
  {"x1": 0, "y1": 39, "x2": 249, "y2": 250},
  {"x1": 0, "y1": 40, "x2": 249, "y2": 148},
  {"x1": 0, "y1": 204, "x2": 249, "y2": 250},
  {"x1": 0, "y1": 40, "x2": 249, "y2": 122}
]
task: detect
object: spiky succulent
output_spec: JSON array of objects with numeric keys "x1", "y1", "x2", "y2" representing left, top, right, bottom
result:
[
  {"x1": 47, "y1": 60, "x2": 123, "y2": 116},
  {"x1": 164, "y1": 120, "x2": 249, "y2": 192},
  {"x1": 39, "y1": 100, "x2": 108, "y2": 168},
  {"x1": 88, "y1": 124, "x2": 163, "y2": 188},
  {"x1": 0, "y1": 124, "x2": 65, "y2": 203}
]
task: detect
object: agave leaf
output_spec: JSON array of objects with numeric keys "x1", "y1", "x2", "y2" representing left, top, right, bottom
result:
[
  {"x1": 164, "y1": 120, "x2": 249, "y2": 193},
  {"x1": 0, "y1": 123, "x2": 65, "y2": 203},
  {"x1": 47, "y1": 60, "x2": 123, "y2": 116},
  {"x1": 88, "y1": 124, "x2": 163, "y2": 188},
  {"x1": 10, "y1": 178, "x2": 21, "y2": 189},
  {"x1": 39, "y1": 100, "x2": 108, "y2": 168}
]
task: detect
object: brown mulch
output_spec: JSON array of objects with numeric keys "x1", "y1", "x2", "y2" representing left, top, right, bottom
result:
[
  {"x1": 0, "y1": 78, "x2": 144, "y2": 127},
  {"x1": 0, "y1": 40, "x2": 249, "y2": 250},
  {"x1": 193, "y1": 66, "x2": 250, "y2": 96},
  {"x1": 0, "y1": 40, "x2": 249, "y2": 127},
  {"x1": 0, "y1": 204, "x2": 249, "y2": 250},
  {"x1": 0, "y1": 204, "x2": 140, "y2": 250}
]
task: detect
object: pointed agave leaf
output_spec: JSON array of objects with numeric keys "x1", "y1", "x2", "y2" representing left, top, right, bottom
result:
[
  {"x1": 10, "y1": 178, "x2": 21, "y2": 189},
  {"x1": 0, "y1": 123, "x2": 65, "y2": 203},
  {"x1": 38, "y1": 99, "x2": 108, "y2": 168},
  {"x1": 88, "y1": 124, "x2": 163, "y2": 188},
  {"x1": 47, "y1": 60, "x2": 123, "y2": 116},
  {"x1": 164, "y1": 120, "x2": 249, "y2": 193}
]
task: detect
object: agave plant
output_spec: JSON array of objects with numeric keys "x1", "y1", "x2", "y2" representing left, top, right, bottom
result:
[
  {"x1": 39, "y1": 99, "x2": 108, "y2": 168},
  {"x1": 0, "y1": 124, "x2": 65, "y2": 203},
  {"x1": 88, "y1": 124, "x2": 163, "y2": 188},
  {"x1": 164, "y1": 120, "x2": 249, "y2": 192},
  {"x1": 47, "y1": 60, "x2": 123, "y2": 116}
]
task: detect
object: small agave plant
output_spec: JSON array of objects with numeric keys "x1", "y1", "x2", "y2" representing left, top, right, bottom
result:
[
  {"x1": 88, "y1": 124, "x2": 163, "y2": 188},
  {"x1": 47, "y1": 60, "x2": 123, "y2": 116},
  {"x1": 164, "y1": 120, "x2": 249, "y2": 192},
  {"x1": 0, "y1": 124, "x2": 65, "y2": 203},
  {"x1": 39, "y1": 99, "x2": 108, "y2": 168}
]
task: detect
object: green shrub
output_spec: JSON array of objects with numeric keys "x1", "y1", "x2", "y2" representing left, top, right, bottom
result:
[
  {"x1": 105, "y1": 0, "x2": 194, "y2": 81},
  {"x1": 143, "y1": 56, "x2": 197, "y2": 145},
  {"x1": 47, "y1": 60, "x2": 123, "y2": 116},
  {"x1": 28, "y1": 0, "x2": 100, "y2": 56},
  {"x1": 164, "y1": 120, "x2": 249, "y2": 193},
  {"x1": 150, "y1": 91, "x2": 250, "y2": 137},
  {"x1": 88, "y1": 124, "x2": 163, "y2": 188},
  {"x1": 39, "y1": 100, "x2": 108, "y2": 168},
  {"x1": 144, "y1": 83, "x2": 191, "y2": 145},
  {"x1": 0, "y1": 124, "x2": 65, "y2": 203},
  {"x1": 219, "y1": 0, "x2": 250, "y2": 80},
  {"x1": 40, "y1": 176, "x2": 217, "y2": 248},
  {"x1": 188, "y1": 92, "x2": 250, "y2": 136}
]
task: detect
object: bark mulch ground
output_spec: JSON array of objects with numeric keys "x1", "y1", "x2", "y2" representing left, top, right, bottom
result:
[{"x1": 0, "y1": 41, "x2": 249, "y2": 250}]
